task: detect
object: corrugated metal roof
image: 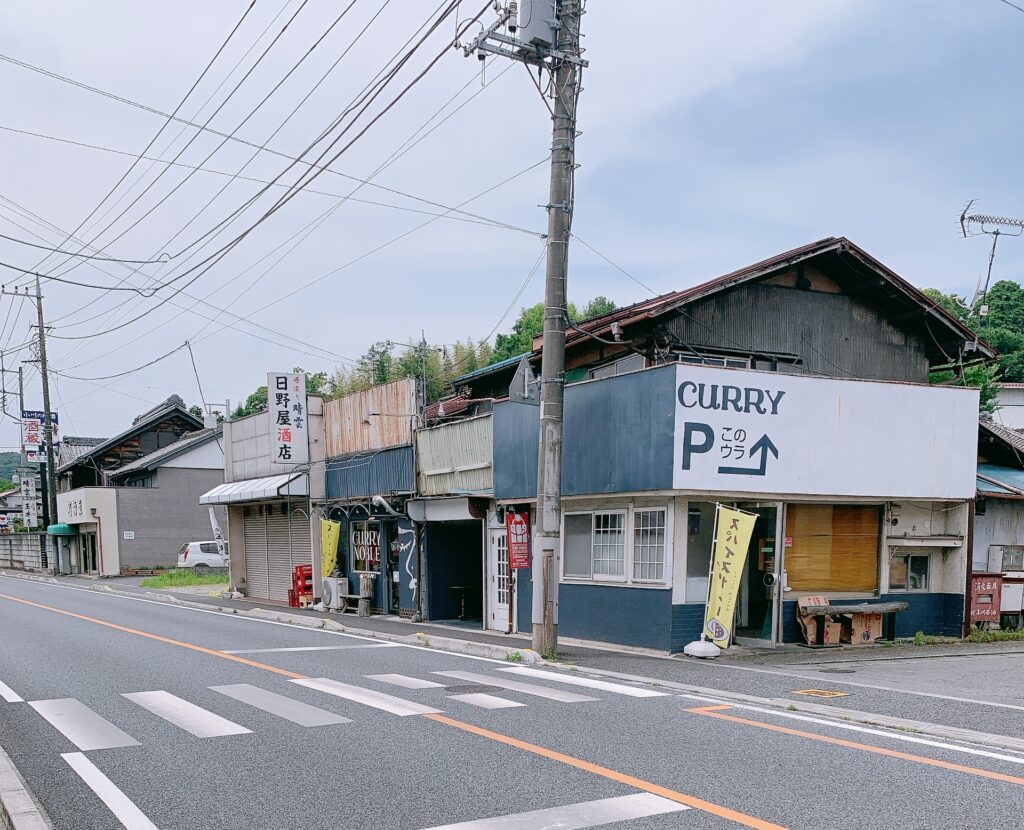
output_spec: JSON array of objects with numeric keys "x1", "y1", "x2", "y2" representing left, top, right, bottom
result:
[
  {"x1": 978, "y1": 463, "x2": 1024, "y2": 496},
  {"x1": 110, "y1": 426, "x2": 222, "y2": 476},
  {"x1": 325, "y1": 378, "x2": 417, "y2": 458},
  {"x1": 453, "y1": 353, "x2": 528, "y2": 384}
]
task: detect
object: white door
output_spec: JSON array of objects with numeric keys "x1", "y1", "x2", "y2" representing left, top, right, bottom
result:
[{"x1": 488, "y1": 528, "x2": 510, "y2": 631}]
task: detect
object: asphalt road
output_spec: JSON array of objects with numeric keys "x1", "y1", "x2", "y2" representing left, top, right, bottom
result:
[{"x1": 2, "y1": 575, "x2": 1023, "y2": 830}]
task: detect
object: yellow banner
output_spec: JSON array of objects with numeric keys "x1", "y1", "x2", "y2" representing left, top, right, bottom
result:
[
  {"x1": 321, "y1": 519, "x2": 340, "y2": 577},
  {"x1": 704, "y1": 505, "x2": 757, "y2": 648}
]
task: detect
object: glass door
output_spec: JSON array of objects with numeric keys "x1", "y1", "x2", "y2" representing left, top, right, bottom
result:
[{"x1": 735, "y1": 502, "x2": 782, "y2": 646}]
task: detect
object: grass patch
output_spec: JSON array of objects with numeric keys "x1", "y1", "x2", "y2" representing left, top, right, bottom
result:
[
  {"x1": 504, "y1": 651, "x2": 523, "y2": 663},
  {"x1": 966, "y1": 627, "x2": 1024, "y2": 643},
  {"x1": 141, "y1": 569, "x2": 228, "y2": 588}
]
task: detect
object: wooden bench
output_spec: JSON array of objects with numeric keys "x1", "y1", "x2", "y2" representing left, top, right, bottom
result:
[
  {"x1": 799, "y1": 600, "x2": 909, "y2": 648},
  {"x1": 339, "y1": 592, "x2": 367, "y2": 616}
]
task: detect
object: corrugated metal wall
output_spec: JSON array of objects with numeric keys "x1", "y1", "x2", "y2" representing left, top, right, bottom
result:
[
  {"x1": 326, "y1": 445, "x2": 415, "y2": 499},
  {"x1": 665, "y1": 284, "x2": 930, "y2": 382},
  {"x1": 416, "y1": 415, "x2": 493, "y2": 496},
  {"x1": 325, "y1": 379, "x2": 417, "y2": 458}
]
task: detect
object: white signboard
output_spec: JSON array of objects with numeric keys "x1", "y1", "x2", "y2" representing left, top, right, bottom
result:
[
  {"x1": 22, "y1": 410, "x2": 59, "y2": 463},
  {"x1": 123, "y1": 531, "x2": 135, "y2": 540},
  {"x1": 268, "y1": 372, "x2": 308, "y2": 466},
  {"x1": 672, "y1": 364, "x2": 979, "y2": 499},
  {"x1": 20, "y1": 475, "x2": 37, "y2": 529}
]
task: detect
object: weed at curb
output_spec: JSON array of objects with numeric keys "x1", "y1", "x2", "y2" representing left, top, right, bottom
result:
[{"x1": 505, "y1": 651, "x2": 523, "y2": 663}]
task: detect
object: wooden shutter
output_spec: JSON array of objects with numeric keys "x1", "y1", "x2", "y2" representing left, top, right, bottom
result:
[{"x1": 785, "y1": 505, "x2": 880, "y2": 592}]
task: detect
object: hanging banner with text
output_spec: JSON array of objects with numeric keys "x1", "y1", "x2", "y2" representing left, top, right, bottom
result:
[
  {"x1": 321, "y1": 519, "x2": 341, "y2": 577},
  {"x1": 22, "y1": 410, "x2": 59, "y2": 463},
  {"x1": 506, "y1": 511, "x2": 531, "y2": 569},
  {"x1": 268, "y1": 372, "x2": 308, "y2": 465},
  {"x1": 673, "y1": 364, "x2": 978, "y2": 499},
  {"x1": 704, "y1": 504, "x2": 757, "y2": 648}
]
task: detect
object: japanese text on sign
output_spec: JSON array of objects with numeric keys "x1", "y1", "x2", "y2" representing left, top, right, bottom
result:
[
  {"x1": 702, "y1": 505, "x2": 757, "y2": 648},
  {"x1": 506, "y1": 511, "x2": 531, "y2": 569},
  {"x1": 268, "y1": 372, "x2": 308, "y2": 465}
]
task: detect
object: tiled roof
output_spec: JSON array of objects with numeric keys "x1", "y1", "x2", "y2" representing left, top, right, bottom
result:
[
  {"x1": 110, "y1": 426, "x2": 222, "y2": 477},
  {"x1": 57, "y1": 436, "x2": 107, "y2": 468},
  {"x1": 980, "y1": 418, "x2": 1024, "y2": 455}
]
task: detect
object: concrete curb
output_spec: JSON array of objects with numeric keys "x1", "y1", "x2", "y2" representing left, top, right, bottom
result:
[
  {"x1": 533, "y1": 661, "x2": 1024, "y2": 756},
  {"x1": 0, "y1": 743, "x2": 52, "y2": 830}
]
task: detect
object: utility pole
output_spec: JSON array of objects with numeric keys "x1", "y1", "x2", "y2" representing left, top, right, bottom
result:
[
  {"x1": 34, "y1": 275, "x2": 59, "y2": 573},
  {"x1": 465, "y1": 1, "x2": 586, "y2": 655}
]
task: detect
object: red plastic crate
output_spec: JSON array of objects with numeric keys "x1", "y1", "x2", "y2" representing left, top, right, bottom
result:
[
  {"x1": 287, "y1": 588, "x2": 299, "y2": 608},
  {"x1": 294, "y1": 565, "x2": 312, "y2": 576}
]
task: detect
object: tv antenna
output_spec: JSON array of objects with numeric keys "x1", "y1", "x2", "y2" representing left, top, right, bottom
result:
[{"x1": 959, "y1": 201, "x2": 1024, "y2": 312}]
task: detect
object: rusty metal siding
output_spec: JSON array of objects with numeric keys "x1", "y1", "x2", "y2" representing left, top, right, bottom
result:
[
  {"x1": 416, "y1": 414, "x2": 492, "y2": 496},
  {"x1": 326, "y1": 445, "x2": 415, "y2": 500},
  {"x1": 664, "y1": 284, "x2": 930, "y2": 383},
  {"x1": 325, "y1": 379, "x2": 418, "y2": 458}
]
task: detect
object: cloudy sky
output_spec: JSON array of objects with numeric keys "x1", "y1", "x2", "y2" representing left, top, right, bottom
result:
[{"x1": 0, "y1": 0, "x2": 1022, "y2": 447}]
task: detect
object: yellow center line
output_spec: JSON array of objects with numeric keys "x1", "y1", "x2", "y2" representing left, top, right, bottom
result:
[
  {"x1": 424, "y1": 713, "x2": 788, "y2": 830},
  {"x1": 685, "y1": 705, "x2": 1024, "y2": 787},
  {"x1": 0, "y1": 592, "x2": 307, "y2": 680},
  {"x1": 2, "y1": 590, "x2": 787, "y2": 830}
]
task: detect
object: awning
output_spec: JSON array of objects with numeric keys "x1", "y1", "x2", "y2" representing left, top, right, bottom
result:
[
  {"x1": 200, "y1": 473, "x2": 308, "y2": 505},
  {"x1": 47, "y1": 523, "x2": 77, "y2": 536}
]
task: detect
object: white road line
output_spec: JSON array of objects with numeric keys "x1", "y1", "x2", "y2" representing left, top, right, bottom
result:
[
  {"x1": 122, "y1": 691, "x2": 251, "y2": 738},
  {"x1": 366, "y1": 673, "x2": 446, "y2": 690},
  {"x1": 0, "y1": 679, "x2": 23, "y2": 703},
  {"x1": 449, "y1": 693, "x2": 525, "y2": 710},
  {"x1": 222, "y1": 644, "x2": 399, "y2": 654},
  {"x1": 434, "y1": 671, "x2": 598, "y2": 703},
  {"x1": 679, "y1": 694, "x2": 1024, "y2": 766},
  {"x1": 419, "y1": 794, "x2": 688, "y2": 830},
  {"x1": 29, "y1": 699, "x2": 140, "y2": 751},
  {"x1": 209, "y1": 684, "x2": 352, "y2": 727},
  {"x1": 706, "y1": 662, "x2": 1024, "y2": 712},
  {"x1": 62, "y1": 752, "x2": 159, "y2": 830},
  {"x1": 498, "y1": 666, "x2": 668, "y2": 698},
  {"x1": 292, "y1": 677, "x2": 441, "y2": 716}
]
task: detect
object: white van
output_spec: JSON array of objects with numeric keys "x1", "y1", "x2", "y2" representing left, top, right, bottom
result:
[{"x1": 177, "y1": 541, "x2": 228, "y2": 569}]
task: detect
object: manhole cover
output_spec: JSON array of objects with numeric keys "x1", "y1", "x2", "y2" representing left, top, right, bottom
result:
[{"x1": 792, "y1": 689, "x2": 850, "y2": 698}]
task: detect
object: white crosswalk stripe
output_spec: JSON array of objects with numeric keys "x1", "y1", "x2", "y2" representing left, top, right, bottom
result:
[
  {"x1": 449, "y1": 693, "x2": 525, "y2": 710},
  {"x1": 62, "y1": 753, "x2": 158, "y2": 830},
  {"x1": 498, "y1": 667, "x2": 669, "y2": 698},
  {"x1": 210, "y1": 684, "x2": 352, "y2": 727},
  {"x1": 29, "y1": 699, "x2": 140, "y2": 751},
  {"x1": 0, "y1": 679, "x2": 24, "y2": 703},
  {"x1": 418, "y1": 794, "x2": 689, "y2": 829},
  {"x1": 123, "y1": 691, "x2": 251, "y2": 738},
  {"x1": 292, "y1": 677, "x2": 442, "y2": 716},
  {"x1": 433, "y1": 671, "x2": 598, "y2": 703},
  {"x1": 367, "y1": 674, "x2": 446, "y2": 690}
]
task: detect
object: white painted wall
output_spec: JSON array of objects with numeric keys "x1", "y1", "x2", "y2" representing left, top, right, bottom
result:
[{"x1": 162, "y1": 438, "x2": 223, "y2": 470}]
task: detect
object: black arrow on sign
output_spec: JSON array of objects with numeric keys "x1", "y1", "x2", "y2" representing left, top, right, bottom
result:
[{"x1": 718, "y1": 434, "x2": 779, "y2": 476}]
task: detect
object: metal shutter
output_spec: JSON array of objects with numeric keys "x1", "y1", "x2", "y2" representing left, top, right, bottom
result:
[
  {"x1": 265, "y1": 507, "x2": 294, "y2": 602},
  {"x1": 243, "y1": 509, "x2": 270, "y2": 600}
]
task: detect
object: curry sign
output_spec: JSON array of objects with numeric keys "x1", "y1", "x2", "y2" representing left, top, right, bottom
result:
[{"x1": 677, "y1": 380, "x2": 786, "y2": 415}]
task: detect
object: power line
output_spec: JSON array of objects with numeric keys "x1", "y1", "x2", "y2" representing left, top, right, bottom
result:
[
  {"x1": 997, "y1": 0, "x2": 1024, "y2": 14},
  {"x1": 0, "y1": 231, "x2": 168, "y2": 264},
  {"x1": 0, "y1": 259, "x2": 166, "y2": 294},
  {"x1": 53, "y1": 343, "x2": 190, "y2": 382}
]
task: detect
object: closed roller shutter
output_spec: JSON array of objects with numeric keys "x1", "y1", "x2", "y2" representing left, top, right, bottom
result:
[
  {"x1": 243, "y1": 509, "x2": 270, "y2": 599},
  {"x1": 266, "y1": 507, "x2": 294, "y2": 602}
]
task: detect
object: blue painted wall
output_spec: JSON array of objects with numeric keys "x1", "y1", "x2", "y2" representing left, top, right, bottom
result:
[
  {"x1": 512, "y1": 569, "x2": 672, "y2": 650},
  {"x1": 326, "y1": 445, "x2": 415, "y2": 500},
  {"x1": 782, "y1": 593, "x2": 965, "y2": 642},
  {"x1": 671, "y1": 604, "x2": 706, "y2": 651},
  {"x1": 494, "y1": 366, "x2": 677, "y2": 500}
]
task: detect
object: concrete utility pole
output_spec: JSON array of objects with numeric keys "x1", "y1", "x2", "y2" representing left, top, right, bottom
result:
[
  {"x1": 34, "y1": 275, "x2": 59, "y2": 573},
  {"x1": 464, "y1": 1, "x2": 586, "y2": 655}
]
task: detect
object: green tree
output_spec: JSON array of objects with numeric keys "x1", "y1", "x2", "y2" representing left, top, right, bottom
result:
[
  {"x1": 577, "y1": 295, "x2": 617, "y2": 320},
  {"x1": 491, "y1": 296, "x2": 616, "y2": 363}
]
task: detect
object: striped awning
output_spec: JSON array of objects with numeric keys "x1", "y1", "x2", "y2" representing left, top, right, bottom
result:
[{"x1": 200, "y1": 473, "x2": 307, "y2": 505}]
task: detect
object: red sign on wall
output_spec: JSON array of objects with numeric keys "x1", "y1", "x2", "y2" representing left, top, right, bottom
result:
[
  {"x1": 971, "y1": 573, "x2": 1002, "y2": 622},
  {"x1": 506, "y1": 512, "x2": 531, "y2": 570}
]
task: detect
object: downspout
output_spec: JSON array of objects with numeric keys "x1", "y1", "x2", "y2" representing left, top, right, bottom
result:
[{"x1": 963, "y1": 498, "x2": 975, "y2": 638}]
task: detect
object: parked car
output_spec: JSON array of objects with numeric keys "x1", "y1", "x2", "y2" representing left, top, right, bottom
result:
[{"x1": 177, "y1": 541, "x2": 228, "y2": 569}]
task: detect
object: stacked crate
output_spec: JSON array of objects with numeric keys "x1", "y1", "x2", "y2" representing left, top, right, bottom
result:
[{"x1": 289, "y1": 564, "x2": 313, "y2": 607}]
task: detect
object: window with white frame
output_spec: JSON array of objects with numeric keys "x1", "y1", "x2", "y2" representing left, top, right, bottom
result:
[{"x1": 563, "y1": 507, "x2": 669, "y2": 584}]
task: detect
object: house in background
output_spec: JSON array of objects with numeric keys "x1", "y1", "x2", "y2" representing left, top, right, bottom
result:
[
  {"x1": 481, "y1": 237, "x2": 989, "y2": 650},
  {"x1": 993, "y1": 384, "x2": 1024, "y2": 430},
  {"x1": 53, "y1": 397, "x2": 225, "y2": 575}
]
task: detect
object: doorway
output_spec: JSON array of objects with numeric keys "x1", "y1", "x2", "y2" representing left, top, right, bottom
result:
[
  {"x1": 735, "y1": 503, "x2": 782, "y2": 646},
  {"x1": 424, "y1": 521, "x2": 483, "y2": 626},
  {"x1": 81, "y1": 533, "x2": 98, "y2": 574},
  {"x1": 488, "y1": 527, "x2": 511, "y2": 632}
]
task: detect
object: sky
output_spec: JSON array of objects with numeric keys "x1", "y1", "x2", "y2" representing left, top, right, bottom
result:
[{"x1": 0, "y1": 0, "x2": 1023, "y2": 448}]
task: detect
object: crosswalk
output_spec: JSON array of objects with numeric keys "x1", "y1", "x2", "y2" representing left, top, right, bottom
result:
[{"x1": 1, "y1": 666, "x2": 668, "y2": 751}]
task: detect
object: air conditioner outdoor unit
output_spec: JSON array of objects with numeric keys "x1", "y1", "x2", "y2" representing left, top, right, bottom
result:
[{"x1": 322, "y1": 577, "x2": 345, "y2": 611}]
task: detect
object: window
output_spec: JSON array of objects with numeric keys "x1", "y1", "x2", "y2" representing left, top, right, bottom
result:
[
  {"x1": 199, "y1": 543, "x2": 218, "y2": 555},
  {"x1": 785, "y1": 504, "x2": 881, "y2": 593},
  {"x1": 352, "y1": 522, "x2": 381, "y2": 572},
  {"x1": 1001, "y1": 546, "x2": 1024, "y2": 571},
  {"x1": 563, "y1": 507, "x2": 669, "y2": 584},
  {"x1": 677, "y1": 354, "x2": 750, "y2": 369},
  {"x1": 890, "y1": 553, "x2": 929, "y2": 592},
  {"x1": 633, "y1": 509, "x2": 666, "y2": 581},
  {"x1": 588, "y1": 354, "x2": 646, "y2": 380}
]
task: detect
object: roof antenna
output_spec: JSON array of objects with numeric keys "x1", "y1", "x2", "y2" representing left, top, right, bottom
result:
[{"x1": 959, "y1": 203, "x2": 1024, "y2": 328}]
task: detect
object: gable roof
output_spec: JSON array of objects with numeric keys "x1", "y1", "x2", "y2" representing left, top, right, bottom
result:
[
  {"x1": 58, "y1": 395, "x2": 202, "y2": 473},
  {"x1": 58, "y1": 436, "x2": 108, "y2": 468},
  {"x1": 108, "y1": 426, "x2": 222, "y2": 478},
  {"x1": 562, "y1": 237, "x2": 995, "y2": 360}
]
